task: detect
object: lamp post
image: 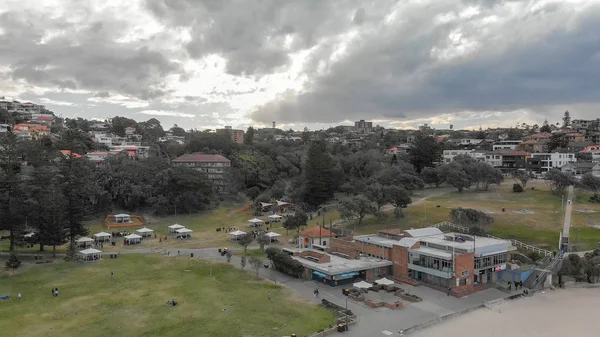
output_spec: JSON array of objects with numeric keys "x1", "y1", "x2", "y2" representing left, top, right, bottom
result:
[{"x1": 345, "y1": 296, "x2": 349, "y2": 331}]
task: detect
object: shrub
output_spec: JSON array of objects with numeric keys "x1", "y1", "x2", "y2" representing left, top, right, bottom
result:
[{"x1": 513, "y1": 184, "x2": 524, "y2": 193}]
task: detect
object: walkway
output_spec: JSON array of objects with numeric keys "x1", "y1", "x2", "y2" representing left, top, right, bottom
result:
[{"x1": 562, "y1": 185, "x2": 574, "y2": 250}]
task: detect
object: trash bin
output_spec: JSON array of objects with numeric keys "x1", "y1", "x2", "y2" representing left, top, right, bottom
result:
[{"x1": 191, "y1": 253, "x2": 194, "y2": 258}]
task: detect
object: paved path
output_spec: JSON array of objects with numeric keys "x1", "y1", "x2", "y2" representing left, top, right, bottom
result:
[{"x1": 562, "y1": 185, "x2": 574, "y2": 242}]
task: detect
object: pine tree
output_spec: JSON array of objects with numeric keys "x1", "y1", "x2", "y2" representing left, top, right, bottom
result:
[
  {"x1": 540, "y1": 119, "x2": 552, "y2": 133},
  {"x1": 5, "y1": 250, "x2": 22, "y2": 275},
  {"x1": 303, "y1": 141, "x2": 336, "y2": 207},
  {"x1": 562, "y1": 111, "x2": 571, "y2": 129},
  {"x1": 0, "y1": 132, "x2": 26, "y2": 251}
]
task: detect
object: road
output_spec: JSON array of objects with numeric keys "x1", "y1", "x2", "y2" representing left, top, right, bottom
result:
[{"x1": 562, "y1": 185, "x2": 574, "y2": 245}]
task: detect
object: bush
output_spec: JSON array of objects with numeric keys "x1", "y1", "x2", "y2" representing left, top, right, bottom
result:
[
  {"x1": 513, "y1": 184, "x2": 524, "y2": 193},
  {"x1": 527, "y1": 251, "x2": 542, "y2": 263}
]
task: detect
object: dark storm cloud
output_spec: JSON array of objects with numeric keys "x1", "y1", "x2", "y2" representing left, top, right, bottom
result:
[
  {"x1": 0, "y1": 10, "x2": 183, "y2": 100},
  {"x1": 251, "y1": 2, "x2": 600, "y2": 125}
]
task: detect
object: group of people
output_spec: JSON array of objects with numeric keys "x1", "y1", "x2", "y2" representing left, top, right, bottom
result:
[
  {"x1": 167, "y1": 299, "x2": 178, "y2": 306},
  {"x1": 508, "y1": 281, "x2": 524, "y2": 291},
  {"x1": 93, "y1": 241, "x2": 104, "y2": 249}
]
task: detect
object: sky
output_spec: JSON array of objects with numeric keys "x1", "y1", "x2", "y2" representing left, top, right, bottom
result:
[{"x1": 1, "y1": 0, "x2": 600, "y2": 131}]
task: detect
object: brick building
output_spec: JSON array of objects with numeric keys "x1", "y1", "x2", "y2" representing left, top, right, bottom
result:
[
  {"x1": 328, "y1": 227, "x2": 514, "y2": 297},
  {"x1": 216, "y1": 126, "x2": 244, "y2": 144},
  {"x1": 172, "y1": 153, "x2": 231, "y2": 192}
]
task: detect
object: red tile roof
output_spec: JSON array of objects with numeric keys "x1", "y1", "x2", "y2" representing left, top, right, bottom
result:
[
  {"x1": 13, "y1": 123, "x2": 50, "y2": 132},
  {"x1": 59, "y1": 150, "x2": 82, "y2": 158},
  {"x1": 172, "y1": 153, "x2": 231, "y2": 163},
  {"x1": 299, "y1": 226, "x2": 336, "y2": 238},
  {"x1": 35, "y1": 116, "x2": 53, "y2": 121}
]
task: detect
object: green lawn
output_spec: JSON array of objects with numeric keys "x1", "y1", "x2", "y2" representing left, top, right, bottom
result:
[{"x1": 0, "y1": 255, "x2": 334, "y2": 337}]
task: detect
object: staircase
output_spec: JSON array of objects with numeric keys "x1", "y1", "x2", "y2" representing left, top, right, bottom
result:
[{"x1": 523, "y1": 256, "x2": 562, "y2": 290}]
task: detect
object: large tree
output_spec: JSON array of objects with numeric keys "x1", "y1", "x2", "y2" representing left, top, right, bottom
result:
[
  {"x1": 546, "y1": 133, "x2": 568, "y2": 152},
  {"x1": 339, "y1": 194, "x2": 377, "y2": 226},
  {"x1": 244, "y1": 126, "x2": 255, "y2": 145},
  {"x1": 0, "y1": 132, "x2": 27, "y2": 251},
  {"x1": 383, "y1": 185, "x2": 412, "y2": 218},
  {"x1": 581, "y1": 173, "x2": 600, "y2": 202},
  {"x1": 540, "y1": 119, "x2": 552, "y2": 133},
  {"x1": 303, "y1": 141, "x2": 336, "y2": 207},
  {"x1": 562, "y1": 110, "x2": 571, "y2": 129},
  {"x1": 511, "y1": 170, "x2": 531, "y2": 189},
  {"x1": 450, "y1": 207, "x2": 494, "y2": 231},
  {"x1": 545, "y1": 169, "x2": 574, "y2": 195},
  {"x1": 282, "y1": 212, "x2": 308, "y2": 235},
  {"x1": 408, "y1": 132, "x2": 442, "y2": 173},
  {"x1": 421, "y1": 166, "x2": 445, "y2": 188}
]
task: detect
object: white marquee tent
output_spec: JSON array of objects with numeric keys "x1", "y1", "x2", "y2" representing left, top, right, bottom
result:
[
  {"x1": 230, "y1": 230, "x2": 247, "y2": 240},
  {"x1": 248, "y1": 218, "x2": 264, "y2": 227},
  {"x1": 265, "y1": 232, "x2": 281, "y2": 242},
  {"x1": 168, "y1": 224, "x2": 184, "y2": 233},
  {"x1": 124, "y1": 233, "x2": 142, "y2": 245},
  {"x1": 79, "y1": 248, "x2": 102, "y2": 262},
  {"x1": 175, "y1": 228, "x2": 193, "y2": 239},
  {"x1": 76, "y1": 237, "x2": 94, "y2": 248},
  {"x1": 136, "y1": 227, "x2": 154, "y2": 237},
  {"x1": 374, "y1": 277, "x2": 395, "y2": 286},
  {"x1": 353, "y1": 281, "x2": 372, "y2": 289},
  {"x1": 268, "y1": 214, "x2": 283, "y2": 222},
  {"x1": 94, "y1": 232, "x2": 112, "y2": 242}
]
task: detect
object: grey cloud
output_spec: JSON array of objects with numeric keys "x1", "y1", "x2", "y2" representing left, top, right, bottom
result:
[
  {"x1": 145, "y1": 0, "x2": 372, "y2": 76},
  {"x1": 0, "y1": 10, "x2": 183, "y2": 100},
  {"x1": 353, "y1": 8, "x2": 366, "y2": 25},
  {"x1": 94, "y1": 91, "x2": 110, "y2": 98},
  {"x1": 252, "y1": 3, "x2": 600, "y2": 125}
]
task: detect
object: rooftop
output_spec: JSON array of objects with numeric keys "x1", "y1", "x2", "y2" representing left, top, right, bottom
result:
[
  {"x1": 172, "y1": 153, "x2": 231, "y2": 163},
  {"x1": 290, "y1": 249, "x2": 393, "y2": 276},
  {"x1": 299, "y1": 226, "x2": 336, "y2": 238},
  {"x1": 419, "y1": 233, "x2": 513, "y2": 256}
]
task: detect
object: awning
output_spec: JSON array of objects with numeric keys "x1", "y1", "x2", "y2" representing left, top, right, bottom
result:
[
  {"x1": 248, "y1": 218, "x2": 263, "y2": 223},
  {"x1": 353, "y1": 281, "x2": 372, "y2": 289},
  {"x1": 338, "y1": 272, "x2": 359, "y2": 278},
  {"x1": 313, "y1": 270, "x2": 328, "y2": 278},
  {"x1": 374, "y1": 277, "x2": 395, "y2": 286},
  {"x1": 265, "y1": 232, "x2": 281, "y2": 238}
]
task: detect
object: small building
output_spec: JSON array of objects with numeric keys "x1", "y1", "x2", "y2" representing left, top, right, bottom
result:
[
  {"x1": 560, "y1": 162, "x2": 600, "y2": 177},
  {"x1": 528, "y1": 152, "x2": 577, "y2": 172},
  {"x1": 299, "y1": 227, "x2": 336, "y2": 249},
  {"x1": 288, "y1": 248, "x2": 393, "y2": 287},
  {"x1": 492, "y1": 140, "x2": 523, "y2": 151}
]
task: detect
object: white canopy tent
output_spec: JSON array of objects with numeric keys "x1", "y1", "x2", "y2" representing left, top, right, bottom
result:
[
  {"x1": 79, "y1": 248, "x2": 102, "y2": 262},
  {"x1": 265, "y1": 232, "x2": 281, "y2": 242},
  {"x1": 248, "y1": 218, "x2": 264, "y2": 227},
  {"x1": 94, "y1": 232, "x2": 112, "y2": 242},
  {"x1": 353, "y1": 281, "x2": 372, "y2": 289},
  {"x1": 230, "y1": 230, "x2": 247, "y2": 240},
  {"x1": 268, "y1": 214, "x2": 283, "y2": 222},
  {"x1": 136, "y1": 227, "x2": 154, "y2": 237},
  {"x1": 374, "y1": 277, "x2": 395, "y2": 286},
  {"x1": 168, "y1": 224, "x2": 184, "y2": 233},
  {"x1": 76, "y1": 237, "x2": 94, "y2": 248},
  {"x1": 114, "y1": 213, "x2": 131, "y2": 223},
  {"x1": 175, "y1": 228, "x2": 193, "y2": 239},
  {"x1": 124, "y1": 233, "x2": 142, "y2": 245}
]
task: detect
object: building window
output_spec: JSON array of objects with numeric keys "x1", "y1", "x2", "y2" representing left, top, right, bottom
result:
[{"x1": 462, "y1": 270, "x2": 469, "y2": 277}]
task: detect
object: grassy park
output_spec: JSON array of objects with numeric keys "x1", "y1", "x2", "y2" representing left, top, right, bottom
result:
[{"x1": 0, "y1": 254, "x2": 334, "y2": 337}]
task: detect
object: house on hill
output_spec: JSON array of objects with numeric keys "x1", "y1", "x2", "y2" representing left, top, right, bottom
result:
[{"x1": 299, "y1": 226, "x2": 336, "y2": 249}]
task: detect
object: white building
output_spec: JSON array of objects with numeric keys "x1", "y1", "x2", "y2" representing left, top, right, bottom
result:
[
  {"x1": 530, "y1": 153, "x2": 577, "y2": 172},
  {"x1": 442, "y1": 149, "x2": 474, "y2": 163},
  {"x1": 298, "y1": 226, "x2": 336, "y2": 249},
  {"x1": 492, "y1": 140, "x2": 523, "y2": 151},
  {"x1": 459, "y1": 139, "x2": 484, "y2": 146},
  {"x1": 483, "y1": 152, "x2": 503, "y2": 167}
]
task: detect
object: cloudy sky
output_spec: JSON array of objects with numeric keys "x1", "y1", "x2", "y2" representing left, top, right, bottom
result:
[{"x1": 1, "y1": 0, "x2": 600, "y2": 131}]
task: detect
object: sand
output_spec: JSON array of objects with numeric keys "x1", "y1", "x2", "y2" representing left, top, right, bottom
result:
[{"x1": 411, "y1": 288, "x2": 600, "y2": 337}]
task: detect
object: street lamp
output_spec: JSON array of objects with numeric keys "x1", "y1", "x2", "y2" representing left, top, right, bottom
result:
[{"x1": 345, "y1": 296, "x2": 349, "y2": 331}]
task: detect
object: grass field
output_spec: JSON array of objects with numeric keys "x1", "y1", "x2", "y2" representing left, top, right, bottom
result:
[
  {"x1": 0, "y1": 255, "x2": 334, "y2": 337},
  {"x1": 346, "y1": 180, "x2": 600, "y2": 250}
]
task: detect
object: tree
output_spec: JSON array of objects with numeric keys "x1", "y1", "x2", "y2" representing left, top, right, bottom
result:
[
  {"x1": 562, "y1": 110, "x2": 571, "y2": 129},
  {"x1": 546, "y1": 134, "x2": 568, "y2": 152},
  {"x1": 248, "y1": 256, "x2": 263, "y2": 279},
  {"x1": 256, "y1": 232, "x2": 270, "y2": 253},
  {"x1": 283, "y1": 212, "x2": 309, "y2": 235},
  {"x1": 240, "y1": 255, "x2": 247, "y2": 269},
  {"x1": 365, "y1": 183, "x2": 387, "y2": 211},
  {"x1": 513, "y1": 184, "x2": 524, "y2": 193},
  {"x1": 450, "y1": 208, "x2": 494, "y2": 231},
  {"x1": 441, "y1": 164, "x2": 470, "y2": 193},
  {"x1": 383, "y1": 185, "x2": 412, "y2": 218},
  {"x1": 0, "y1": 132, "x2": 27, "y2": 251},
  {"x1": 408, "y1": 132, "x2": 442, "y2": 173},
  {"x1": 244, "y1": 126, "x2": 255, "y2": 145},
  {"x1": 511, "y1": 170, "x2": 531, "y2": 189},
  {"x1": 339, "y1": 194, "x2": 377, "y2": 226},
  {"x1": 238, "y1": 233, "x2": 253, "y2": 253},
  {"x1": 303, "y1": 141, "x2": 336, "y2": 207},
  {"x1": 540, "y1": 119, "x2": 552, "y2": 133},
  {"x1": 545, "y1": 169, "x2": 574, "y2": 195},
  {"x1": 581, "y1": 173, "x2": 600, "y2": 202},
  {"x1": 421, "y1": 167, "x2": 445, "y2": 187},
  {"x1": 476, "y1": 163, "x2": 504, "y2": 191},
  {"x1": 5, "y1": 250, "x2": 22, "y2": 275}
]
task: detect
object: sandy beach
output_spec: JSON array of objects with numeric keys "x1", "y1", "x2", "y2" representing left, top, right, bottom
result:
[{"x1": 411, "y1": 287, "x2": 600, "y2": 337}]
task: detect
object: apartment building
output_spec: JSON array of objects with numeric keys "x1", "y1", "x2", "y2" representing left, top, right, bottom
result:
[
  {"x1": 572, "y1": 119, "x2": 600, "y2": 131},
  {"x1": 529, "y1": 152, "x2": 577, "y2": 172},
  {"x1": 442, "y1": 149, "x2": 474, "y2": 163},
  {"x1": 354, "y1": 120, "x2": 373, "y2": 133},
  {"x1": 216, "y1": 126, "x2": 244, "y2": 144},
  {"x1": 492, "y1": 140, "x2": 523, "y2": 151},
  {"x1": 580, "y1": 144, "x2": 600, "y2": 162},
  {"x1": 172, "y1": 153, "x2": 231, "y2": 192}
]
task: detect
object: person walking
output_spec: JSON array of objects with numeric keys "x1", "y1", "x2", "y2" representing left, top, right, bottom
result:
[
  {"x1": 268, "y1": 291, "x2": 271, "y2": 300},
  {"x1": 17, "y1": 293, "x2": 21, "y2": 300},
  {"x1": 110, "y1": 272, "x2": 114, "y2": 280},
  {"x1": 55, "y1": 288, "x2": 59, "y2": 297}
]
